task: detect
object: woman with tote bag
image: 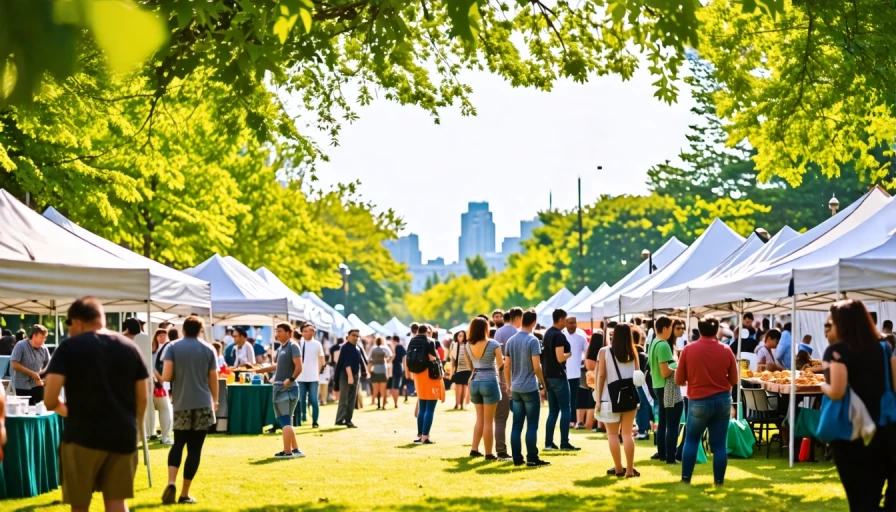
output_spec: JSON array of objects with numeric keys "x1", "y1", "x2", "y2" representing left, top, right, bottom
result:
[{"x1": 596, "y1": 323, "x2": 642, "y2": 478}]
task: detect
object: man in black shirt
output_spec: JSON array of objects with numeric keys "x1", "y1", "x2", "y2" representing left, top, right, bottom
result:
[
  {"x1": 44, "y1": 297, "x2": 149, "y2": 511},
  {"x1": 542, "y1": 309, "x2": 579, "y2": 452},
  {"x1": 334, "y1": 329, "x2": 361, "y2": 428}
]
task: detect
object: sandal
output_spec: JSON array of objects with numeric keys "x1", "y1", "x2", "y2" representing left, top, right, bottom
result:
[{"x1": 625, "y1": 469, "x2": 641, "y2": 478}]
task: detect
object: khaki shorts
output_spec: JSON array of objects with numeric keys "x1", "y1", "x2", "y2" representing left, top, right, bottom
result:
[{"x1": 60, "y1": 442, "x2": 137, "y2": 507}]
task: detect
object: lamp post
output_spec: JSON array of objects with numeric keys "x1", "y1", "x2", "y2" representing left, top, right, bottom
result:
[
  {"x1": 641, "y1": 248, "x2": 654, "y2": 274},
  {"x1": 828, "y1": 194, "x2": 840, "y2": 217},
  {"x1": 338, "y1": 263, "x2": 351, "y2": 314},
  {"x1": 577, "y1": 165, "x2": 603, "y2": 289}
]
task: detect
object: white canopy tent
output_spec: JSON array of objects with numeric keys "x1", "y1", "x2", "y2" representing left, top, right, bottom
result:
[
  {"x1": 301, "y1": 292, "x2": 350, "y2": 337},
  {"x1": 382, "y1": 317, "x2": 411, "y2": 338},
  {"x1": 588, "y1": 237, "x2": 688, "y2": 320},
  {"x1": 346, "y1": 314, "x2": 376, "y2": 337},
  {"x1": 671, "y1": 187, "x2": 892, "y2": 314},
  {"x1": 536, "y1": 288, "x2": 574, "y2": 326},
  {"x1": 254, "y1": 267, "x2": 326, "y2": 327},
  {"x1": 608, "y1": 219, "x2": 745, "y2": 317},
  {"x1": 183, "y1": 255, "x2": 301, "y2": 325},
  {"x1": 556, "y1": 286, "x2": 593, "y2": 314},
  {"x1": 43, "y1": 207, "x2": 212, "y2": 316},
  {"x1": 368, "y1": 320, "x2": 390, "y2": 337},
  {"x1": 0, "y1": 190, "x2": 160, "y2": 483},
  {"x1": 569, "y1": 283, "x2": 609, "y2": 316}
]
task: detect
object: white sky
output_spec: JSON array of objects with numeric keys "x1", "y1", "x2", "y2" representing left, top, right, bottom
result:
[{"x1": 314, "y1": 68, "x2": 697, "y2": 263}]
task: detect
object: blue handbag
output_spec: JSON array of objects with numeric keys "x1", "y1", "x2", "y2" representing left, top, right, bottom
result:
[
  {"x1": 879, "y1": 341, "x2": 896, "y2": 426},
  {"x1": 816, "y1": 391, "x2": 853, "y2": 443}
]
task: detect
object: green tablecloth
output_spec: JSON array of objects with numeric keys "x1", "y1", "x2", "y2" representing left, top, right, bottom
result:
[
  {"x1": 227, "y1": 384, "x2": 277, "y2": 435},
  {"x1": 0, "y1": 413, "x2": 63, "y2": 498},
  {"x1": 793, "y1": 407, "x2": 821, "y2": 439}
]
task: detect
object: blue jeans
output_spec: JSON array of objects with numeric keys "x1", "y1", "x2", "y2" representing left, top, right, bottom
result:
[
  {"x1": 545, "y1": 378, "x2": 570, "y2": 447},
  {"x1": 682, "y1": 391, "x2": 731, "y2": 484},
  {"x1": 511, "y1": 390, "x2": 541, "y2": 464},
  {"x1": 636, "y1": 387, "x2": 652, "y2": 435},
  {"x1": 655, "y1": 387, "x2": 684, "y2": 464},
  {"x1": 567, "y1": 377, "x2": 579, "y2": 418},
  {"x1": 417, "y1": 399, "x2": 437, "y2": 436},
  {"x1": 298, "y1": 381, "x2": 319, "y2": 423}
]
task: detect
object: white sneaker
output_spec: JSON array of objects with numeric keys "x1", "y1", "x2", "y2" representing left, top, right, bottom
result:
[
  {"x1": 160, "y1": 438, "x2": 174, "y2": 445},
  {"x1": 291, "y1": 449, "x2": 306, "y2": 458}
]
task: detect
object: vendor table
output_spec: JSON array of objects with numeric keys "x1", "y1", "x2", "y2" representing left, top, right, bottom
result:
[
  {"x1": 0, "y1": 413, "x2": 63, "y2": 498},
  {"x1": 226, "y1": 384, "x2": 277, "y2": 435}
]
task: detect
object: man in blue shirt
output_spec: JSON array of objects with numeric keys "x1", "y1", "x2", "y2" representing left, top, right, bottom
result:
[
  {"x1": 775, "y1": 323, "x2": 793, "y2": 370},
  {"x1": 504, "y1": 309, "x2": 549, "y2": 468},
  {"x1": 334, "y1": 329, "x2": 361, "y2": 428}
]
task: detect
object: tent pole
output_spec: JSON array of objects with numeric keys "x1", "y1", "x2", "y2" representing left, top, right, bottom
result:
[
  {"x1": 736, "y1": 302, "x2": 744, "y2": 420},
  {"x1": 789, "y1": 294, "x2": 797, "y2": 468},
  {"x1": 144, "y1": 299, "x2": 153, "y2": 487}
]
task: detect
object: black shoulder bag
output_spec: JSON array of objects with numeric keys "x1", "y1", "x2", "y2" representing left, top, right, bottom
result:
[{"x1": 607, "y1": 350, "x2": 639, "y2": 413}]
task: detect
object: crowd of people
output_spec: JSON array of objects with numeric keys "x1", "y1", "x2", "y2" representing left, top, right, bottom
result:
[{"x1": 2, "y1": 295, "x2": 896, "y2": 511}]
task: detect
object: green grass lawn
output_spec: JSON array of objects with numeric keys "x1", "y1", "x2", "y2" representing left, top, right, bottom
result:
[{"x1": 10, "y1": 393, "x2": 846, "y2": 511}]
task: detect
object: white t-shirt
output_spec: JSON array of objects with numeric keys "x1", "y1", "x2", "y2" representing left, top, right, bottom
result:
[
  {"x1": 216, "y1": 354, "x2": 226, "y2": 369},
  {"x1": 297, "y1": 339, "x2": 324, "y2": 382},
  {"x1": 563, "y1": 328, "x2": 588, "y2": 379},
  {"x1": 234, "y1": 343, "x2": 255, "y2": 366}
]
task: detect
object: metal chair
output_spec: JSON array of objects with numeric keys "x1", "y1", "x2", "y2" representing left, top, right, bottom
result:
[{"x1": 742, "y1": 388, "x2": 784, "y2": 457}]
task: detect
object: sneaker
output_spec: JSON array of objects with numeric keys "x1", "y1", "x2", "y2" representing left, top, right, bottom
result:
[
  {"x1": 513, "y1": 461, "x2": 525, "y2": 467},
  {"x1": 606, "y1": 467, "x2": 617, "y2": 475},
  {"x1": 526, "y1": 459, "x2": 551, "y2": 468},
  {"x1": 423, "y1": 439, "x2": 435, "y2": 444},
  {"x1": 178, "y1": 496, "x2": 197, "y2": 504},
  {"x1": 544, "y1": 443, "x2": 560, "y2": 451},
  {"x1": 574, "y1": 422, "x2": 585, "y2": 430},
  {"x1": 149, "y1": 435, "x2": 159, "y2": 441},
  {"x1": 345, "y1": 422, "x2": 357, "y2": 428},
  {"x1": 636, "y1": 433, "x2": 650, "y2": 441},
  {"x1": 312, "y1": 423, "x2": 320, "y2": 428},
  {"x1": 162, "y1": 484, "x2": 177, "y2": 504},
  {"x1": 484, "y1": 454, "x2": 498, "y2": 461},
  {"x1": 560, "y1": 444, "x2": 581, "y2": 452},
  {"x1": 160, "y1": 437, "x2": 174, "y2": 445},
  {"x1": 292, "y1": 449, "x2": 306, "y2": 458},
  {"x1": 274, "y1": 451, "x2": 292, "y2": 459},
  {"x1": 266, "y1": 426, "x2": 278, "y2": 434},
  {"x1": 650, "y1": 452, "x2": 661, "y2": 460},
  {"x1": 469, "y1": 450, "x2": 484, "y2": 457},
  {"x1": 413, "y1": 438, "x2": 423, "y2": 444},
  {"x1": 496, "y1": 453, "x2": 513, "y2": 462}
]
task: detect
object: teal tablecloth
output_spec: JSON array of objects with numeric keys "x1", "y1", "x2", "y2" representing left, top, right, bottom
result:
[
  {"x1": 227, "y1": 384, "x2": 277, "y2": 435},
  {"x1": 0, "y1": 413, "x2": 63, "y2": 498}
]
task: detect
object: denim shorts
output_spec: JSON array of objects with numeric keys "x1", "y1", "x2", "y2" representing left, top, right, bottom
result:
[{"x1": 469, "y1": 380, "x2": 501, "y2": 405}]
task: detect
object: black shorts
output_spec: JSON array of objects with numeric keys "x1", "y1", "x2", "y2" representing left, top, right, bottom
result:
[
  {"x1": 452, "y1": 370, "x2": 472, "y2": 385},
  {"x1": 576, "y1": 386, "x2": 596, "y2": 409}
]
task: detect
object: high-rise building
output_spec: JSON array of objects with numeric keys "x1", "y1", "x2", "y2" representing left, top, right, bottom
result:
[
  {"x1": 383, "y1": 234, "x2": 422, "y2": 266},
  {"x1": 520, "y1": 218, "x2": 542, "y2": 241},
  {"x1": 500, "y1": 217, "x2": 543, "y2": 257},
  {"x1": 458, "y1": 202, "x2": 496, "y2": 262},
  {"x1": 501, "y1": 237, "x2": 522, "y2": 255}
]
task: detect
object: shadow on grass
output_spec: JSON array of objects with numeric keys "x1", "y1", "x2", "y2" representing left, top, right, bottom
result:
[
  {"x1": 295, "y1": 427, "x2": 342, "y2": 435},
  {"x1": 249, "y1": 456, "x2": 305, "y2": 466},
  {"x1": 396, "y1": 443, "x2": 423, "y2": 449},
  {"x1": 440, "y1": 456, "x2": 521, "y2": 475}
]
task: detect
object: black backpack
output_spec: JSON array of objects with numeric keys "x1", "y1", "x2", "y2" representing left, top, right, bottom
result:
[{"x1": 406, "y1": 339, "x2": 429, "y2": 374}]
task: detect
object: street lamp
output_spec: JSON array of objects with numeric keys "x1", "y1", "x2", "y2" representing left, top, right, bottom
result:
[
  {"x1": 641, "y1": 248, "x2": 655, "y2": 274},
  {"x1": 338, "y1": 263, "x2": 351, "y2": 314},
  {"x1": 828, "y1": 194, "x2": 840, "y2": 217},
  {"x1": 576, "y1": 165, "x2": 604, "y2": 289}
]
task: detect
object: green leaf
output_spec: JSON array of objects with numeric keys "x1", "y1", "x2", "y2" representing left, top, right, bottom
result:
[
  {"x1": 87, "y1": 0, "x2": 167, "y2": 74},
  {"x1": 273, "y1": 14, "x2": 298, "y2": 44}
]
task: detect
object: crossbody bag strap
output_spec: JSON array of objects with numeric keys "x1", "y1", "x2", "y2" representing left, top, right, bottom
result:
[{"x1": 609, "y1": 347, "x2": 623, "y2": 382}]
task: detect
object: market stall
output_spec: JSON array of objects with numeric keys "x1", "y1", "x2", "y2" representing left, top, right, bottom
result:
[{"x1": 0, "y1": 410, "x2": 64, "y2": 498}]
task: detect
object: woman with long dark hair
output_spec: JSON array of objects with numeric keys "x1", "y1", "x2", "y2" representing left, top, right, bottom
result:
[
  {"x1": 151, "y1": 329, "x2": 174, "y2": 445},
  {"x1": 463, "y1": 317, "x2": 504, "y2": 459},
  {"x1": 596, "y1": 323, "x2": 640, "y2": 477},
  {"x1": 450, "y1": 330, "x2": 472, "y2": 410},
  {"x1": 822, "y1": 299, "x2": 896, "y2": 510}
]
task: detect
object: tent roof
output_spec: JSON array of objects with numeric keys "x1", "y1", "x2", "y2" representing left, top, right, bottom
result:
[
  {"x1": 301, "y1": 292, "x2": 350, "y2": 336},
  {"x1": 536, "y1": 288, "x2": 575, "y2": 326},
  {"x1": 680, "y1": 187, "x2": 893, "y2": 313},
  {"x1": 43, "y1": 206, "x2": 211, "y2": 315},
  {"x1": 651, "y1": 228, "x2": 790, "y2": 312},
  {"x1": 184, "y1": 255, "x2": 301, "y2": 323},
  {"x1": 382, "y1": 317, "x2": 411, "y2": 337},
  {"x1": 255, "y1": 267, "x2": 323, "y2": 326},
  {"x1": 836, "y1": 233, "x2": 896, "y2": 296},
  {"x1": 557, "y1": 286, "x2": 593, "y2": 313},
  {"x1": 368, "y1": 320, "x2": 390, "y2": 337},
  {"x1": 346, "y1": 314, "x2": 375, "y2": 336},
  {"x1": 0, "y1": 189, "x2": 153, "y2": 315},
  {"x1": 585, "y1": 236, "x2": 688, "y2": 319},
  {"x1": 610, "y1": 218, "x2": 745, "y2": 315},
  {"x1": 569, "y1": 283, "x2": 609, "y2": 315}
]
